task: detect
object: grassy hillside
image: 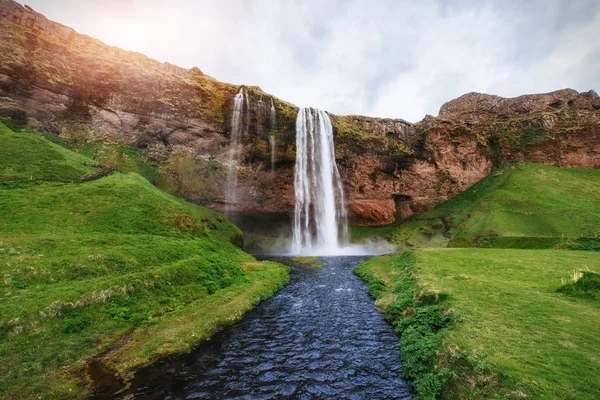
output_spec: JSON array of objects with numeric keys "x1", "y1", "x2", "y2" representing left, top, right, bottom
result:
[
  {"x1": 0, "y1": 121, "x2": 96, "y2": 183},
  {"x1": 0, "y1": 123, "x2": 289, "y2": 399},
  {"x1": 357, "y1": 249, "x2": 600, "y2": 400},
  {"x1": 387, "y1": 163, "x2": 600, "y2": 248}
]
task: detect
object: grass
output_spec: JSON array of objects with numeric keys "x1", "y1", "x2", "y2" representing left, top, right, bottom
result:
[
  {"x1": 0, "y1": 121, "x2": 96, "y2": 183},
  {"x1": 387, "y1": 163, "x2": 600, "y2": 248},
  {"x1": 2, "y1": 119, "x2": 225, "y2": 206},
  {"x1": 289, "y1": 256, "x2": 324, "y2": 269},
  {"x1": 0, "y1": 172, "x2": 238, "y2": 240},
  {"x1": 356, "y1": 253, "x2": 453, "y2": 399},
  {"x1": 557, "y1": 271, "x2": 600, "y2": 302},
  {"x1": 357, "y1": 249, "x2": 600, "y2": 399},
  {"x1": 0, "y1": 123, "x2": 289, "y2": 399},
  {"x1": 349, "y1": 224, "x2": 399, "y2": 243},
  {"x1": 41, "y1": 134, "x2": 167, "y2": 186}
]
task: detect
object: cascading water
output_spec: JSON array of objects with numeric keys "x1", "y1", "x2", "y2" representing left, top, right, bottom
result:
[
  {"x1": 225, "y1": 87, "x2": 247, "y2": 218},
  {"x1": 292, "y1": 108, "x2": 349, "y2": 254},
  {"x1": 268, "y1": 135, "x2": 276, "y2": 173},
  {"x1": 270, "y1": 99, "x2": 277, "y2": 128},
  {"x1": 269, "y1": 98, "x2": 277, "y2": 173}
]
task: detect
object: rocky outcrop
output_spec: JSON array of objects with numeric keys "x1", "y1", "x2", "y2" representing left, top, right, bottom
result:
[
  {"x1": 0, "y1": 0, "x2": 245, "y2": 160},
  {"x1": 1, "y1": 0, "x2": 599, "y2": 228},
  {"x1": 439, "y1": 89, "x2": 600, "y2": 122}
]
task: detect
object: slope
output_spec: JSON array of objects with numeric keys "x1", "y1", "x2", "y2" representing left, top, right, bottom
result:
[
  {"x1": 0, "y1": 123, "x2": 289, "y2": 399},
  {"x1": 387, "y1": 163, "x2": 600, "y2": 248}
]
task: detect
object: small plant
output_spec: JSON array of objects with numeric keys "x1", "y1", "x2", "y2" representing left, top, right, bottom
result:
[
  {"x1": 561, "y1": 267, "x2": 587, "y2": 285},
  {"x1": 558, "y1": 270, "x2": 600, "y2": 301}
]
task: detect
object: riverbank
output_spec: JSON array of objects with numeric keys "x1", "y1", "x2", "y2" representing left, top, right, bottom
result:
[
  {"x1": 356, "y1": 249, "x2": 600, "y2": 399},
  {"x1": 0, "y1": 122, "x2": 290, "y2": 399}
]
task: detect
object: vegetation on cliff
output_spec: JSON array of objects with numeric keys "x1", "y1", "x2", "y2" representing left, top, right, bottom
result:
[
  {"x1": 0, "y1": 122, "x2": 289, "y2": 399},
  {"x1": 356, "y1": 249, "x2": 600, "y2": 400}
]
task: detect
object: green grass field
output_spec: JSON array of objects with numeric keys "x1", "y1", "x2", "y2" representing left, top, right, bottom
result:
[
  {"x1": 358, "y1": 249, "x2": 600, "y2": 399},
  {"x1": 0, "y1": 122, "x2": 289, "y2": 399},
  {"x1": 388, "y1": 163, "x2": 600, "y2": 249}
]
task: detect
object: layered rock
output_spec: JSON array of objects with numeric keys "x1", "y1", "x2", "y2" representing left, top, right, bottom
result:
[{"x1": 1, "y1": 0, "x2": 599, "y2": 228}]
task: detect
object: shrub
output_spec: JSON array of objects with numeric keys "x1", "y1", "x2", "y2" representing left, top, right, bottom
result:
[
  {"x1": 395, "y1": 305, "x2": 451, "y2": 336},
  {"x1": 557, "y1": 271, "x2": 600, "y2": 301}
]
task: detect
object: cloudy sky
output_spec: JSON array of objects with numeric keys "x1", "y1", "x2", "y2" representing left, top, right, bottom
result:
[{"x1": 25, "y1": 0, "x2": 600, "y2": 122}]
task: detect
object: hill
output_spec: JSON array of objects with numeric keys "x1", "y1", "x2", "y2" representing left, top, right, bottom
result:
[
  {"x1": 383, "y1": 163, "x2": 600, "y2": 249},
  {"x1": 0, "y1": 122, "x2": 289, "y2": 399}
]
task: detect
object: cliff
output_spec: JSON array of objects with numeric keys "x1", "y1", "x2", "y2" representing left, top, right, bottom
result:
[{"x1": 1, "y1": 0, "x2": 599, "y2": 228}]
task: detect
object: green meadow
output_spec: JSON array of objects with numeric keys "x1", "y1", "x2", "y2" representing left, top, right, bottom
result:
[{"x1": 358, "y1": 250, "x2": 600, "y2": 399}]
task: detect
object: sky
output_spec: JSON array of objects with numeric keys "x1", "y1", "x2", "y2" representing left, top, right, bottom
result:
[{"x1": 24, "y1": 0, "x2": 600, "y2": 122}]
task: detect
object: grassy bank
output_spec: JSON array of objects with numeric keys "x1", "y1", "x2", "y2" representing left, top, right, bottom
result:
[
  {"x1": 388, "y1": 163, "x2": 600, "y2": 249},
  {"x1": 356, "y1": 249, "x2": 600, "y2": 399},
  {"x1": 0, "y1": 122, "x2": 290, "y2": 399}
]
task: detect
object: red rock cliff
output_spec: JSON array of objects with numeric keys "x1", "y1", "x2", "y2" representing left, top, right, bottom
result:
[{"x1": 1, "y1": 0, "x2": 599, "y2": 227}]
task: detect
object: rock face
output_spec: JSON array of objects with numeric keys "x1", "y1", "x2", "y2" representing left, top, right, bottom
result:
[
  {"x1": 439, "y1": 89, "x2": 600, "y2": 122},
  {"x1": 1, "y1": 0, "x2": 599, "y2": 228}
]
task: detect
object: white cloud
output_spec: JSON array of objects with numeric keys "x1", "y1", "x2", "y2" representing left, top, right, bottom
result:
[{"x1": 24, "y1": 0, "x2": 600, "y2": 122}]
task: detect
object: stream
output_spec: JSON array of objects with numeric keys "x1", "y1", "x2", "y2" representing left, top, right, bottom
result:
[{"x1": 102, "y1": 256, "x2": 412, "y2": 399}]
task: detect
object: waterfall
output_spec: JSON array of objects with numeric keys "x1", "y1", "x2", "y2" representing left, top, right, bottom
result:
[
  {"x1": 225, "y1": 87, "x2": 247, "y2": 218},
  {"x1": 269, "y1": 98, "x2": 277, "y2": 173},
  {"x1": 244, "y1": 89, "x2": 250, "y2": 130},
  {"x1": 268, "y1": 135, "x2": 276, "y2": 173},
  {"x1": 270, "y1": 98, "x2": 277, "y2": 130},
  {"x1": 292, "y1": 108, "x2": 348, "y2": 254}
]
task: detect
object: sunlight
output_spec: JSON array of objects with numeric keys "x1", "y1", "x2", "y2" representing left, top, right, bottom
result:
[{"x1": 115, "y1": 21, "x2": 150, "y2": 51}]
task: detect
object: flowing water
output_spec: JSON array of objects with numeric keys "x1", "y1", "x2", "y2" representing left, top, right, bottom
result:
[
  {"x1": 292, "y1": 109, "x2": 349, "y2": 254},
  {"x1": 270, "y1": 98, "x2": 277, "y2": 131},
  {"x1": 268, "y1": 134, "x2": 276, "y2": 173},
  {"x1": 269, "y1": 98, "x2": 277, "y2": 173},
  {"x1": 110, "y1": 257, "x2": 412, "y2": 399},
  {"x1": 225, "y1": 87, "x2": 247, "y2": 218}
]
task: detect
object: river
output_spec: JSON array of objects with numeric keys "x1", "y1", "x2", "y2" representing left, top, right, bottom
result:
[{"x1": 102, "y1": 256, "x2": 412, "y2": 399}]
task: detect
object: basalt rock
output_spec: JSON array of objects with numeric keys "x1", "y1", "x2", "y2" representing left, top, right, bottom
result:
[{"x1": 1, "y1": 0, "x2": 599, "y2": 228}]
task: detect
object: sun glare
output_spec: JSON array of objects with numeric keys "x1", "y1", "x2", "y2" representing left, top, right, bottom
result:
[{"x1": 115, "y1": 21, "x2": 150, "y2": 51}]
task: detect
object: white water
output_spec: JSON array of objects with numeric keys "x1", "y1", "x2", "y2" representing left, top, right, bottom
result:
[
  {"x1": 225, "y1": 88, "x2": 247, "y2": 218},
  {"x1": 269, "y1": 98, "x2": 277, "y2": 173},
  {"x1": 270, "y1": 98, "x2": 277, "y2": 130},
  {"x1": 292, "y1": 108, "x2": 349, "y2": 255},
  {"x1": 268, "y1": 135, "x2": 276, "y2": 173}
]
